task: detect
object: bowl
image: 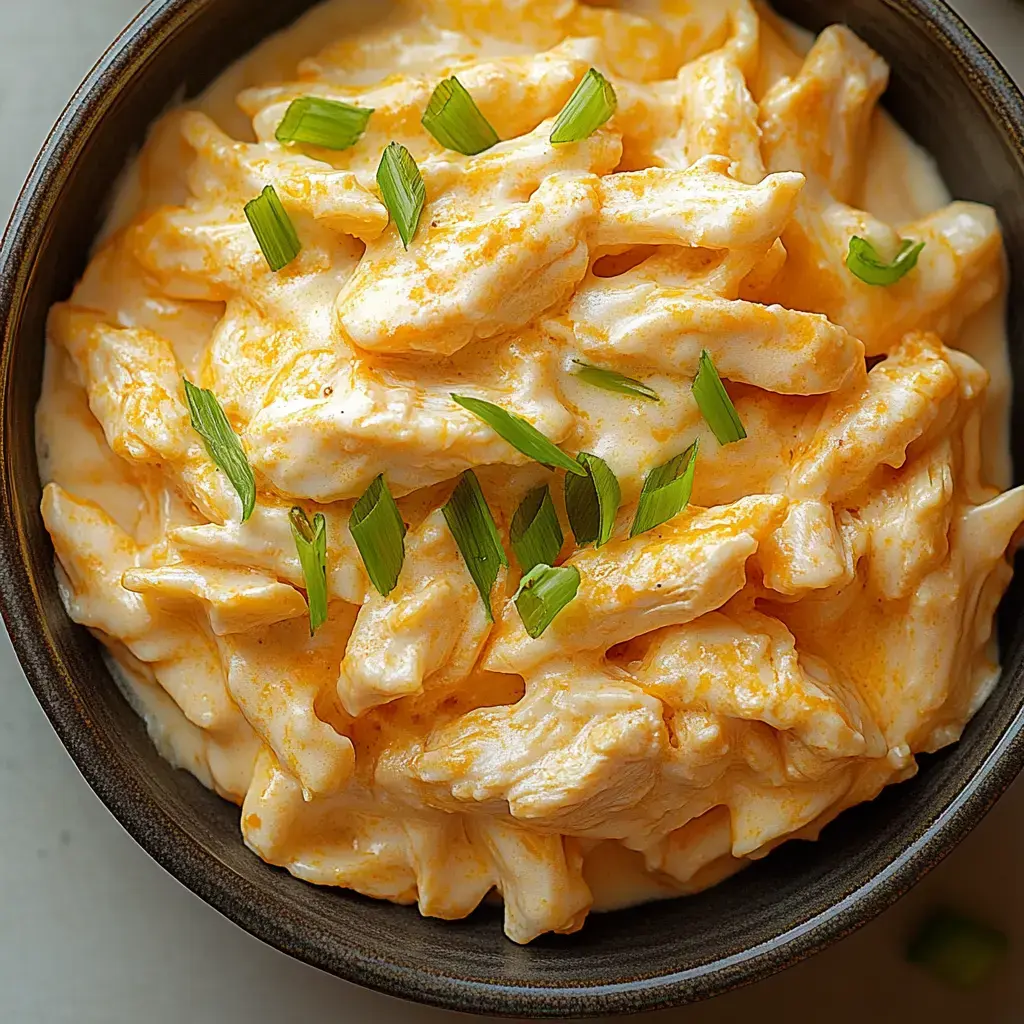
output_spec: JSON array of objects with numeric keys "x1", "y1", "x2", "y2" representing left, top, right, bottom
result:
[{"x1": 3, "y1": 0, "x2": 1024, "y2": 1016}]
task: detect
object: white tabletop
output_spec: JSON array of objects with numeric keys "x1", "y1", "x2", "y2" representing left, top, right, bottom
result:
[{"x1": 1, "y1": 3, "x2": 1023, "y2": 1022}]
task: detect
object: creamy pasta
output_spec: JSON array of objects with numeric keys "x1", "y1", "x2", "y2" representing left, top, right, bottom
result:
[{"x1": 36, "y1": 0, "x2": 1024, "y2": 944}]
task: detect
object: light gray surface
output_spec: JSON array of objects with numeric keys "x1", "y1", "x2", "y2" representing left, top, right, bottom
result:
[{"x1": 1, "y1": 2, "x2": 1023, "y2": 1021}]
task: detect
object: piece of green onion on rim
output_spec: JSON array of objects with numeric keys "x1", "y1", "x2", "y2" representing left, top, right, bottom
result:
[
  {"x1": 377, "y1": 142, "x2": 426, "y2": 249},
  {"x1": 350, "y1": 475, "x2": 407, "y2": 598},
  {"x1": 422, "y1": 76, "x2": 499, "y2": 155},
  {"x1": 244, "y1": 184, "x2": 302, "y2": 273},
  {"x1": 550, "y1": 68, "x2": 617, "y2": 144},
  {"x1": 565, "y1": 452, "x2": 620, "y2": 548},
  {"x1": 692, "y1": 349, "x2": 746, "y2": 445},
  {"x1": 442, "y1": 470, "x2": 508, "y2": 621},
  {"x1": 514, "y1": 563, "x2": 581, "y2": 639},
  {"x1": 451, "y1": 394, "x2": 586, "y2": 477},
  {"x1": 846, "y1": 235, "x2": 924, "y2": 286},
  {"x1": 630, "y1": 440, "x2": 699, "y2": 538},
  {"x1": 275, "y1": 96, "x2": 373, "y2": 151},
  {"x1": 182, "y1": 378, "x2": 256, "y2": 522},
  {"x1": 289, "y1": 507, "x2": 329, "y2": 635}
]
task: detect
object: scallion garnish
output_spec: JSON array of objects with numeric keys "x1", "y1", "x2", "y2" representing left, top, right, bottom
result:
[
  {"x1": 572, "y1": 360, "x2": 659, "y2": 402},
  {"x1": 182, "y1": 378, "x2": 256, "y2": 522},
  {"x1": 376, "y1": 142, "x2": 426, "y2": 249},
  {"x1": 846, "y1": 235, "x2": 925, "y2": 286},
  {"x1": 907, "y1": 908, "x2": 1008, "y2": 989},
  {"x1": 564, "y1": 452, "x2": 620, "y2": 548},
  {"x1": 442, "y1": 471, "x2": 508, "y2": 621},
  {"x1": 451, "y1": 394, "x2": 586, "y2": 477},
  {"x1": 514, "y1": 563, "x2": 581, "y2": 638},
  {"x1": 349, "y1": 475, "x2": 406, "y2": 597},
  {"x1": 692, "y1": 350, "x2": 746, "y2": 445},
  {"x1": 510, "y1": 486, "x2": 563, "y2": 574},
  {"x1": 244, "y1": 185, "x2": 301, "y2": 272},
  {"x1": 550, "y1": 68, "x2": 617, "y2": 144},
  {"x1": 275, "y1": 96, "x2": 373, "y2": 150},
  {"x1": 422, "y1": 76, "x2": 499, "y2": 155},
  {"x1": 630, "y1": 441, "x2": 699, "y2": 538},
  {"x1": 289, "y1": 507, "x2": 328, "y2": 635}
]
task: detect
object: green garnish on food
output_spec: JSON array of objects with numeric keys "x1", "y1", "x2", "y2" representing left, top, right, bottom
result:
[
  {"x1": 377, "y1": 142, "x2": 426, "y2": 248},
  {"x1": 451, "y1": 394, "x2": 586, "y2": 476},
  {"x1": 289, "y1": 507, "x2": 329, "y2": 635},
  {"x1": 846, "y1": 235, "x2": 925, "y2": 286},
  {"x1": 244, "y1": 184, "x2": 301, "y2": 272},
  {"x1": 692, "y1": 349, "x2": 746, "y2": 445},
  {"x1": 572, "y1": 360, "x2": 659, "y2": 402},
  {"x1": 564, "y1": 452, "x2": 620, "y2": 548},
  {"x1": 907, "y1": 908, "x2": 1009, "y2": 989},
  {"x1": 550, "y1": 68, "x2": 617, "y2": 144},
  {"x1": 630, "y1": 441, "x2": 699, "y2": 538},
  {"x1": 422, "y1": 76, "x2": 499, "y2": 155},
  {"x1": 182, "y1": 378, "x2": 256, "y2": 522},
  {"x1": 350, "y1": 475, "x2": 407, "y2": 598},
  {"x1": 443, "y1": 470, "x2": 508, "y2": 621},
  {"x1": 510, "y1": 486, "x2": 563, "y2": 575},
  {"x1": 275, "y1": 97, "x2": 373, "y2": 150},
  {"x1": 514, "y1": 563, "x2": 581, "y2": 638}
]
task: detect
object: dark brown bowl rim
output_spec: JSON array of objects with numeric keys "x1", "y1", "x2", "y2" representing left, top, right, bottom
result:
[{"x1": 2, "y1": 0, "x2": 1024, "y2": 1017}]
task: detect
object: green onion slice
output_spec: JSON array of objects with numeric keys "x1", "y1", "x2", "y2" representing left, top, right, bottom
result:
[
  {"x1": 565, "y1": 452, "x2": 620, "y2": 548},
  {"x1": 510, "y1": 486, "x2": 563, "y2": 574},
  {"x1": 692, "y1": 350, "x2": 746, "y2": 445},
  {"x1": 422, "y1": 76, "x2": 499, "y2": 155},
  {"x1": 907, "y1": 908, "x2": 1008, "y2": 989},
  {"x1": 289, "y1": 507, "x2": 328, "y2": 635},
  {"x1": 514, "y1": 564, "x2": 581, "y2": 639},
  {"x1": 182, "y1": 379, "x2": 256, "y2": 522},
  {"x1": 572, "y1": 360, "x2": 659, "y2": 402},
  {"x1": 244, "y1": 184, "x2": 301, "y2": 272},
  {"x1": 376, "y1": 142, "x2": 426, "y2": 249},
  {"x1": 442, "y1": 471, "x2": 508, "y2": 621},
  {"x1": 350, "y1": 475, "x2": 407, "y2": 598},
  {"x1": 630, "y1": 441, "x2": 699, "y2": 538},
  {"x1": 451, "y1": 394, "x2": 586, "y2": 477},
  {"x1": 846, "y1": 235, "x2": 925, "y2": 286},
  {"x1": 550, "y1": 68, "x2": 617, "y2": 144},
  {"x1": 275, "y1": 96, "x2": 373, "y2": 150}
]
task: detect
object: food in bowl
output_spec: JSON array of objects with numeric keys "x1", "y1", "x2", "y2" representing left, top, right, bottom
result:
[{"x1": 35, "y1": 0, "x2": 1024, "y2": 944}]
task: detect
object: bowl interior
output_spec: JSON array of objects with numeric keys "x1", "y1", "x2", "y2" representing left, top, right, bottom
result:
[{"x1": 3, "y1": 0, "x2": 1024, "y2": 1017}]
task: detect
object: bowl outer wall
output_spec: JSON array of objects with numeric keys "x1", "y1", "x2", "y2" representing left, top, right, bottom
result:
[{"x1": 2, "y1": 0, "x2": 1024, "y2": 1017}]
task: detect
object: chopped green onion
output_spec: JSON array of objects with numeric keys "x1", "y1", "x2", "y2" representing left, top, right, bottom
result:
[
  {"x1": 451, "y1": 394, "x2": 586, "y2": 477},
  {"x1": 289, "y1": 508, "x2": 328, "y2": 635},
  {"x1": 572, "y1": 360, "x2": 659, "y2": 402},
  {"x1": 630, "y1": 441, "x2": 699, "y2": 538},
  {"x1": 182, "y1": 379, "x2": 256, "y2": 522},
  {"x1": 514, "y1": 563, "x2": 581, "y2": 638},
  {"x1": 846, "y1": 235, "x2": 925, "y2": 286},
  {"x1": 550, "y1": 68, "x2": 617, "y2": 144},
  {"x1": 510, "y1": 486, "x2": 563, "y2": 574},
  {"x1": 275, "y1": 96, "x2": 373, "y2": 150},
  {"x1": 422, "y1": 76, "x2": 499, "y2": 155},
  {"x1": 907, "y1": 908, "x2": 1008, "y2": 989},
  {"x1": 692, "y1": 350, "x2": 746, "y2": 445},
  {"x1": 565, "y1": 452, "x2": 620, "y2": 548},
  {"x1": 442, "y1": 471, "x2": 508, "y2": 621},
  {"x1": 350, "y1": 475, "x2": 406, "y2": 597},
  {"x1": 377, "y1": 142, "x2": 426, "y2": 249},
  {"x1": 244, "y1": 185, "x2": 301, "y2": 272}
]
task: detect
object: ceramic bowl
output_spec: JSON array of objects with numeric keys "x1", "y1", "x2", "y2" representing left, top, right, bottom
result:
[{"x1": 2, "y1": 0, "x2": 1024, "y2": 1016}]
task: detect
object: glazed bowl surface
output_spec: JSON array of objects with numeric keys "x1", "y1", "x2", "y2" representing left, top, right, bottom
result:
[{"x1": 3, "y1": 0, "x2": 1024, "y2": 1017}]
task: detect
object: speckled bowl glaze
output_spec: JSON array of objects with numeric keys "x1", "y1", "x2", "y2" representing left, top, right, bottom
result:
[{"x1": 2, "y1": 0, "x2": 1024, "y2": 1016}]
